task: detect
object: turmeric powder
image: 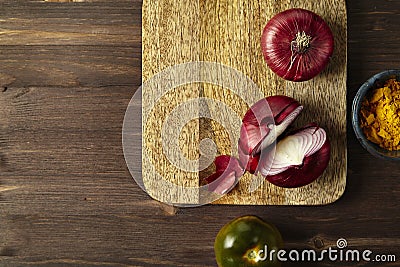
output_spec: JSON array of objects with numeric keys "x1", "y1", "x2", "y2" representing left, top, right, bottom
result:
[{"x1": 360, "y1": 78, "x2": 400, "y2": 151}]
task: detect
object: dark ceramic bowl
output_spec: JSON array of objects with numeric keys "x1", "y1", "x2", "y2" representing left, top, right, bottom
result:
[{"x1": 352, "y1": 70, "x2": 400, "y2": 161}]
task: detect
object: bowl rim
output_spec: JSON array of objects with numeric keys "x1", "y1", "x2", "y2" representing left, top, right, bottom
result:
[{"x1": 351, "y1": 69, "x2": 400, "y2": 161}]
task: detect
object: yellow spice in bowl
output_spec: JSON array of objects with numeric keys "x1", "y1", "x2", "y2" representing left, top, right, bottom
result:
[{"x1": 360, "y1": 78, "x2": 400, "y2": 151}]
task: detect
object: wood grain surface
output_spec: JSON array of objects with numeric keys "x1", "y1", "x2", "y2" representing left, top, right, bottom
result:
[
  {"x1": 0, "y1": 0, "x2": 399, "y2": 266},
  {"x1": 142, "y1": 0, "x2": 347, "y2": 205}
]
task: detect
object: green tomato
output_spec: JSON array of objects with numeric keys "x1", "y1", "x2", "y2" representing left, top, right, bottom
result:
[{"x1": 214, "y1": 215, "x2": 283, "y2": 267}]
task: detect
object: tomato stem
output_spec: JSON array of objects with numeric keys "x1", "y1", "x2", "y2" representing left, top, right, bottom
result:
[
  {"x1": 246, "y1": 248, "x2": 263, "y2": 264},
  {"x1": 247, "y1": 250, "x2": 257, "y2": 260}
]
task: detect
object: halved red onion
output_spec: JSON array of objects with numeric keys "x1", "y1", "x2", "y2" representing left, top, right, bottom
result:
[
  {"x1": 238, "y1": 95, "x2": 303, "y2": 173},
  {"x1": 261, "y1": 8, "x2": 334, "y2": 82},
  {"x1": 204, "y1": 155, "x2": 244, "y2": 195},
  {"x1": 259, "y1": 124, "x2": 331, "y2": 188}
]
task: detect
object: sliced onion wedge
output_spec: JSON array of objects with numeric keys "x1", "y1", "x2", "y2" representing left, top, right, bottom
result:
[
  {"x1": 259, "y1": 124, "x2": 331, "y2": 188},
  {"x1": 238, "y1": 142, "x2": 260, "y2": 174},
  {"x1": 204, "y1": 155, "x2": 245, "y2": 195},
  {"x1": 238, "y1": 95, "x2": 303, "y2": 173}
]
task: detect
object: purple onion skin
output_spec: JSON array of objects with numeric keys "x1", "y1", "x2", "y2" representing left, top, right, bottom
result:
[
  {"x1": 266, "y1": 95, "x2": 302, "y2": 125},
  {"x1": 265, "y1": 135, "x2": 331, "y2": 188},
  {"x1": 261, "y1": 8, "x2": 334, "y2": 82}
]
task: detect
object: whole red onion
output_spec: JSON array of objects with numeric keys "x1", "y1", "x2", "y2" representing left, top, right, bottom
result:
[{"x1": 261, "y1": 8, "x2": 334, "y2": 82}]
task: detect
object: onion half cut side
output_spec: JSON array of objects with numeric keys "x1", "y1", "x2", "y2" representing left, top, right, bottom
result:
[{"x1": 259, "y1": 124, "x2": 331, "y2": 188}]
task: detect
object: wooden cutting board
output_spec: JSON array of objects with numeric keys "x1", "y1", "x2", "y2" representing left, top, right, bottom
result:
[{"x1": 141, "y1": 0, "x2": 347, "y2": 205}]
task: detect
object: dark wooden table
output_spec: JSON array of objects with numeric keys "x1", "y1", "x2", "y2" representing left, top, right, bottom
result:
[{"x1": 1, "y1": 1, "x2": 399, "y2": 266}]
